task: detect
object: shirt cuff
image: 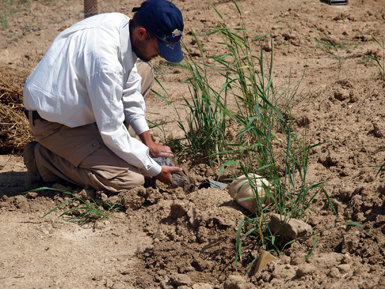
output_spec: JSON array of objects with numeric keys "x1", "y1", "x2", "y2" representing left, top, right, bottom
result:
[
  {"x1": 130, "y1": 117, "x2": 149, "y2": 135},
  {"x1": 146, "y1": 161, "x2": 162, "y2": 177}
]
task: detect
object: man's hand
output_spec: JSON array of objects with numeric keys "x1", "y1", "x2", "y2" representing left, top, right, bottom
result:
[
  {"x1": 148, "y1": 143, "x2": 174, "y2": 158},
  {"x1": 139, "y1": 130, "x2": 174, "y2": 158},
  {"x1": 155, "y1": 166, "x2": 183, "y2": 184}
]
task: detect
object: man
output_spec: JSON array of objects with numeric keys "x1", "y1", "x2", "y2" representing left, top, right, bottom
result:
[{"x1": 23, "y1": 0, "x2": 184, "y2": 192}]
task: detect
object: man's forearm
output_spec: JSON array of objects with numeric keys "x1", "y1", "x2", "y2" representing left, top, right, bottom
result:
[{"x1": 139, "y1": 130, "x2": 154, "y2": 146}]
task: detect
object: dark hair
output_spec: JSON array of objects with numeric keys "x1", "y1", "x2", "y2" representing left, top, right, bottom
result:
[
  {"x1": 130, "y1": 12, "x2": 142, "y2": 29},
  {"x1": 130, "y1": 12, "x2": 154, "y2": 40}
]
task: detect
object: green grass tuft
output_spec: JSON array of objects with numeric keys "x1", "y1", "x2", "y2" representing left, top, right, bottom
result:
[
  {"x1": 27, "y1": 187, "x2": 122, "y2": 224},
  {"x1": 366, "y1": 36, "x2": 384, "y2": 80}
]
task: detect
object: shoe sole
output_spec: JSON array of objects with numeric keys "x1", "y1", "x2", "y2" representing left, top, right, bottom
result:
[{"x1": 23, "y1": 141, "x2": 42, "y2": 185}]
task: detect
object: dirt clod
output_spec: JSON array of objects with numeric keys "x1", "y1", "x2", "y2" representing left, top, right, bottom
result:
[
  {"x1": 268, "y1": 213, "x2": 313, "y2": 241},
  {"x1": 224, "y1": 275, "x2": 254, "y2": 289}
]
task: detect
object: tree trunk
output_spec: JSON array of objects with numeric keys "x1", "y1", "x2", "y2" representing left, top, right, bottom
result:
[{"x1": 84, "y1": 0, "x2": 98, "y2": 18}]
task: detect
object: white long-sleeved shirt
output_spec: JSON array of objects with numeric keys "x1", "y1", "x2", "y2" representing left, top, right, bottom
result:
[{"x1": 23, "y1": 13, "x2": 162, "y2": 176}]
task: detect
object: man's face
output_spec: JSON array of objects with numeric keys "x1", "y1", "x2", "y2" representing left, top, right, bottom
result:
[{"x1": 132, "y1": 30, "x2": 160, "y2": 62}]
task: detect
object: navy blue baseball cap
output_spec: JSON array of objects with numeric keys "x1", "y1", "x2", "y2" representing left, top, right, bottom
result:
[{"x1": 132, "y1": 0, "x2": 184, "y2": 63}]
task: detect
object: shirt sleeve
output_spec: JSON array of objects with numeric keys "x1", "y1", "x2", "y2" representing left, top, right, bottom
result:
[
  {"x1": 84, "y1": 31, "x2": 161, "y2": 177},
  {"x1": 122, "y1": 64, "x2": 150, "y2": 135}
]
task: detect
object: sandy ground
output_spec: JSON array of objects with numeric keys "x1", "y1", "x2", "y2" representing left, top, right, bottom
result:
[{"x1": 1, "y1": 0, "x2": 385, "y2": 288}]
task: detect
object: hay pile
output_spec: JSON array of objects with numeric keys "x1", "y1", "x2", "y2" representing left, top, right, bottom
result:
[{"x1": 0, "y1": 67, "x2": 32, "y2": 154}]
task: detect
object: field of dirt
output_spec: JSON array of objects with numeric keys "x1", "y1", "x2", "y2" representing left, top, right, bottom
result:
[{"x1": 1, "y1": 0, "x2": 385, "y2": 288}]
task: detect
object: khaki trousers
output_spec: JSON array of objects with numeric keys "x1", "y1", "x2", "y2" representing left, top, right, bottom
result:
[{"x1": 28, "y1": 60, "x2": 154, "y2": 192}]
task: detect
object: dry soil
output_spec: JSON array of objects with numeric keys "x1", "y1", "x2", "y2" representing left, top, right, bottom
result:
[{"x1": 1, "y1": 0, "x2": 385, "y2": 288}]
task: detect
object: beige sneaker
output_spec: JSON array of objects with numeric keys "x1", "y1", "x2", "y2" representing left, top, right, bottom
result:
[{"x1": 23, "y1": 141, "x2": 42, "y2": 185}]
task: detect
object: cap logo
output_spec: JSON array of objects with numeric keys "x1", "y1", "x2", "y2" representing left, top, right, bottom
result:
[{"x1": 172, "y1": 28, "x2": 182, "y2": 38}]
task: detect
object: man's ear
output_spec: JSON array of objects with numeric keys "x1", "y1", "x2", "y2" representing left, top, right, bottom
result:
[{"x1": 134, "y1": 27, "x2": 148, "y2": 41}]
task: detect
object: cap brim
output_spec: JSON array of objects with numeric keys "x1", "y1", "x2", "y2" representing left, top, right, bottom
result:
[{"x1": 158, "y1": 40, "x2": 183, "y2": 63}]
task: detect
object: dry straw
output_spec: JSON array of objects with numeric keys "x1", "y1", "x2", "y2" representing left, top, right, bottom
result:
[{"x1": 0, "y1": 68, "x2": 32, "y2": 153}]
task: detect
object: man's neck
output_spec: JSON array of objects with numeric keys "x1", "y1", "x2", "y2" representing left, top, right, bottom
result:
[{"x1": 128, "y1": 20, "x2": 133, "y2": 37}]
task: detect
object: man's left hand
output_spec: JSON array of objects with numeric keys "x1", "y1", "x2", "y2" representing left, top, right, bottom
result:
[
  {"x1": 139, "y1": 130, "x2": 174, "y2": 158},
  {"x1": 148, "y1": 143, "x2": 174, "y2": 158}
]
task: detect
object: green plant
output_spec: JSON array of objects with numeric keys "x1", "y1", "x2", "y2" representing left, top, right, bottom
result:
[
  {"x1": 0, "y1": 0, "x2": 9, "y2": 29},
  {"x1": 312, "y1": 28, "x2": 352, "y2": 76},
  {"x1": 152, "y1": 0, "x2": 335, "y2": 271},
  {"x1": 375, "y1": 161, "x2": 385, "y2": 177},
  {"x1": 313, "y1": 28, "x2": 346, "y2": 54},
  {"x1": 175, "y1": 31, "x2": 231, "y2": 163},
  {"x1": 174, "y1": 0, "x2": 335, "y2": 270},
  {"x1": 0, "y1": 13, "x2": 7, "y2": 30},
  {"x1": 0, "y1": 0, "x2": 31, "y2": 30},
  {"x1": 28, "y1": 187, "x2": 122, "y2": 224},
  {"x1": 283, "y1": 221, "x2": 362, "y2": 257},
  {"x1": 366, "y1": 37, "x2": 384, "y2": 80},
  {"x1": 148, "y1": 118, "x2": 184, "y2": 154}
]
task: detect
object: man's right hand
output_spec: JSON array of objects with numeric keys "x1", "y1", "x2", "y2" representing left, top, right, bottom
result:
[{"x1": 155, "y1": 166, "x2": 183, "y2": 185}]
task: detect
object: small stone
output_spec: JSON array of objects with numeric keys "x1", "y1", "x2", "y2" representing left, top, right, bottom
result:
[
  {"x1": 352, "y1": 265, "x2": 366, "y2": 276},
  {"x1": 296, "y1": 115, "x2": 310, "y2": 128},
  {"x1": 188, "y1": 207, "x2": 202, "y2": 228},
  {"x1": 205, "y1": 166, "x2": 214, "y2": 176},
  {"x1": 12, "y1": 195, "x2": 29, "y2": 209},
  {"x1": 160, "y1": 280, "x2": 170, "y2": 289},
  {"x1": 224, "y1": 274, "x2": 254, "y2": 289},
  {"x1": 290, "y1": 255, "x2": 305, "y2": 266},
  {"x1": 104, "y1": 279, "x2": 114, "y2": 288},
  {"x1": 337, "y1": 264, "x2": 351, "y2": 273},
  {"x1": 169, "y1": 273, "x2": 192, "y2": 287},
  {"x1": 263, "y1": 42, "x2": 272, "y2": 52},
  {"x1": 281, "y1": 255, "x2": 291, "y2": 264},
  {"x1": 320, "y1": 151, "x2": 339, "y2": 167},
  {"x1": 78, "y1": 188, "x2": 96, "y2": 200},
  {"x1": 259, "y1": 271, "x2": 271, "y2": 282},
  {"x1": 95, "y1": 191, "x2": 108, "y2": 202},
  {"x1": 272, "y1": 264, "x2": 295, "y2": 279},
  {"x1": 353, "y1": 212, "x2": 365, "y2": 222},
  {"x1": 339, "y1": 187, "x2": 354, "y2": 202},
  {"x1": 296, "y1": 264, "x2": 316, "y2": 277},
  {"x1": 372, "y1": 120, "x2": 385, "y2": 138},
  {"x1": 191, "y1": 256, "x2": 208, "y2": 271},
  {"x1": 120, "y1": 188, "x2": 145, "y2": 210},
  {"x1": 341, "y1": 253, "x2": 352, "y2": 264},
  {"x1": 170, "y1": 202, "x2": 187, "y2": 219},
  {"x1": 106, "y1": 195, "x2": 120, "y2": 206},
  {"x1": 228, "y1": 173, "x2": 271, "y2": 213},
  {"x1": 253, "y1": 250, "x2": 277, "y2": 273},
  {"x1": 377, "y1": 185, "x2": 385, "y2": 195},
  {"x1": 26, "y1": 192, "x2": 38, "y2": 199},
  {"x1": 349, "y1": 92, "x2": 359, "y2": 103},
  {"x1": 334, "y1": 89, "x2": 349, "y2": 101},
  {"x1": 268, "y1": 214, "x2": 313, "y2": 241},
  {"x1": 328, "y1": 267, "x2": 340, "y2": 278},
  {"x1": 192, "y1": 284, "x2": 214, "y2": 289}
]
